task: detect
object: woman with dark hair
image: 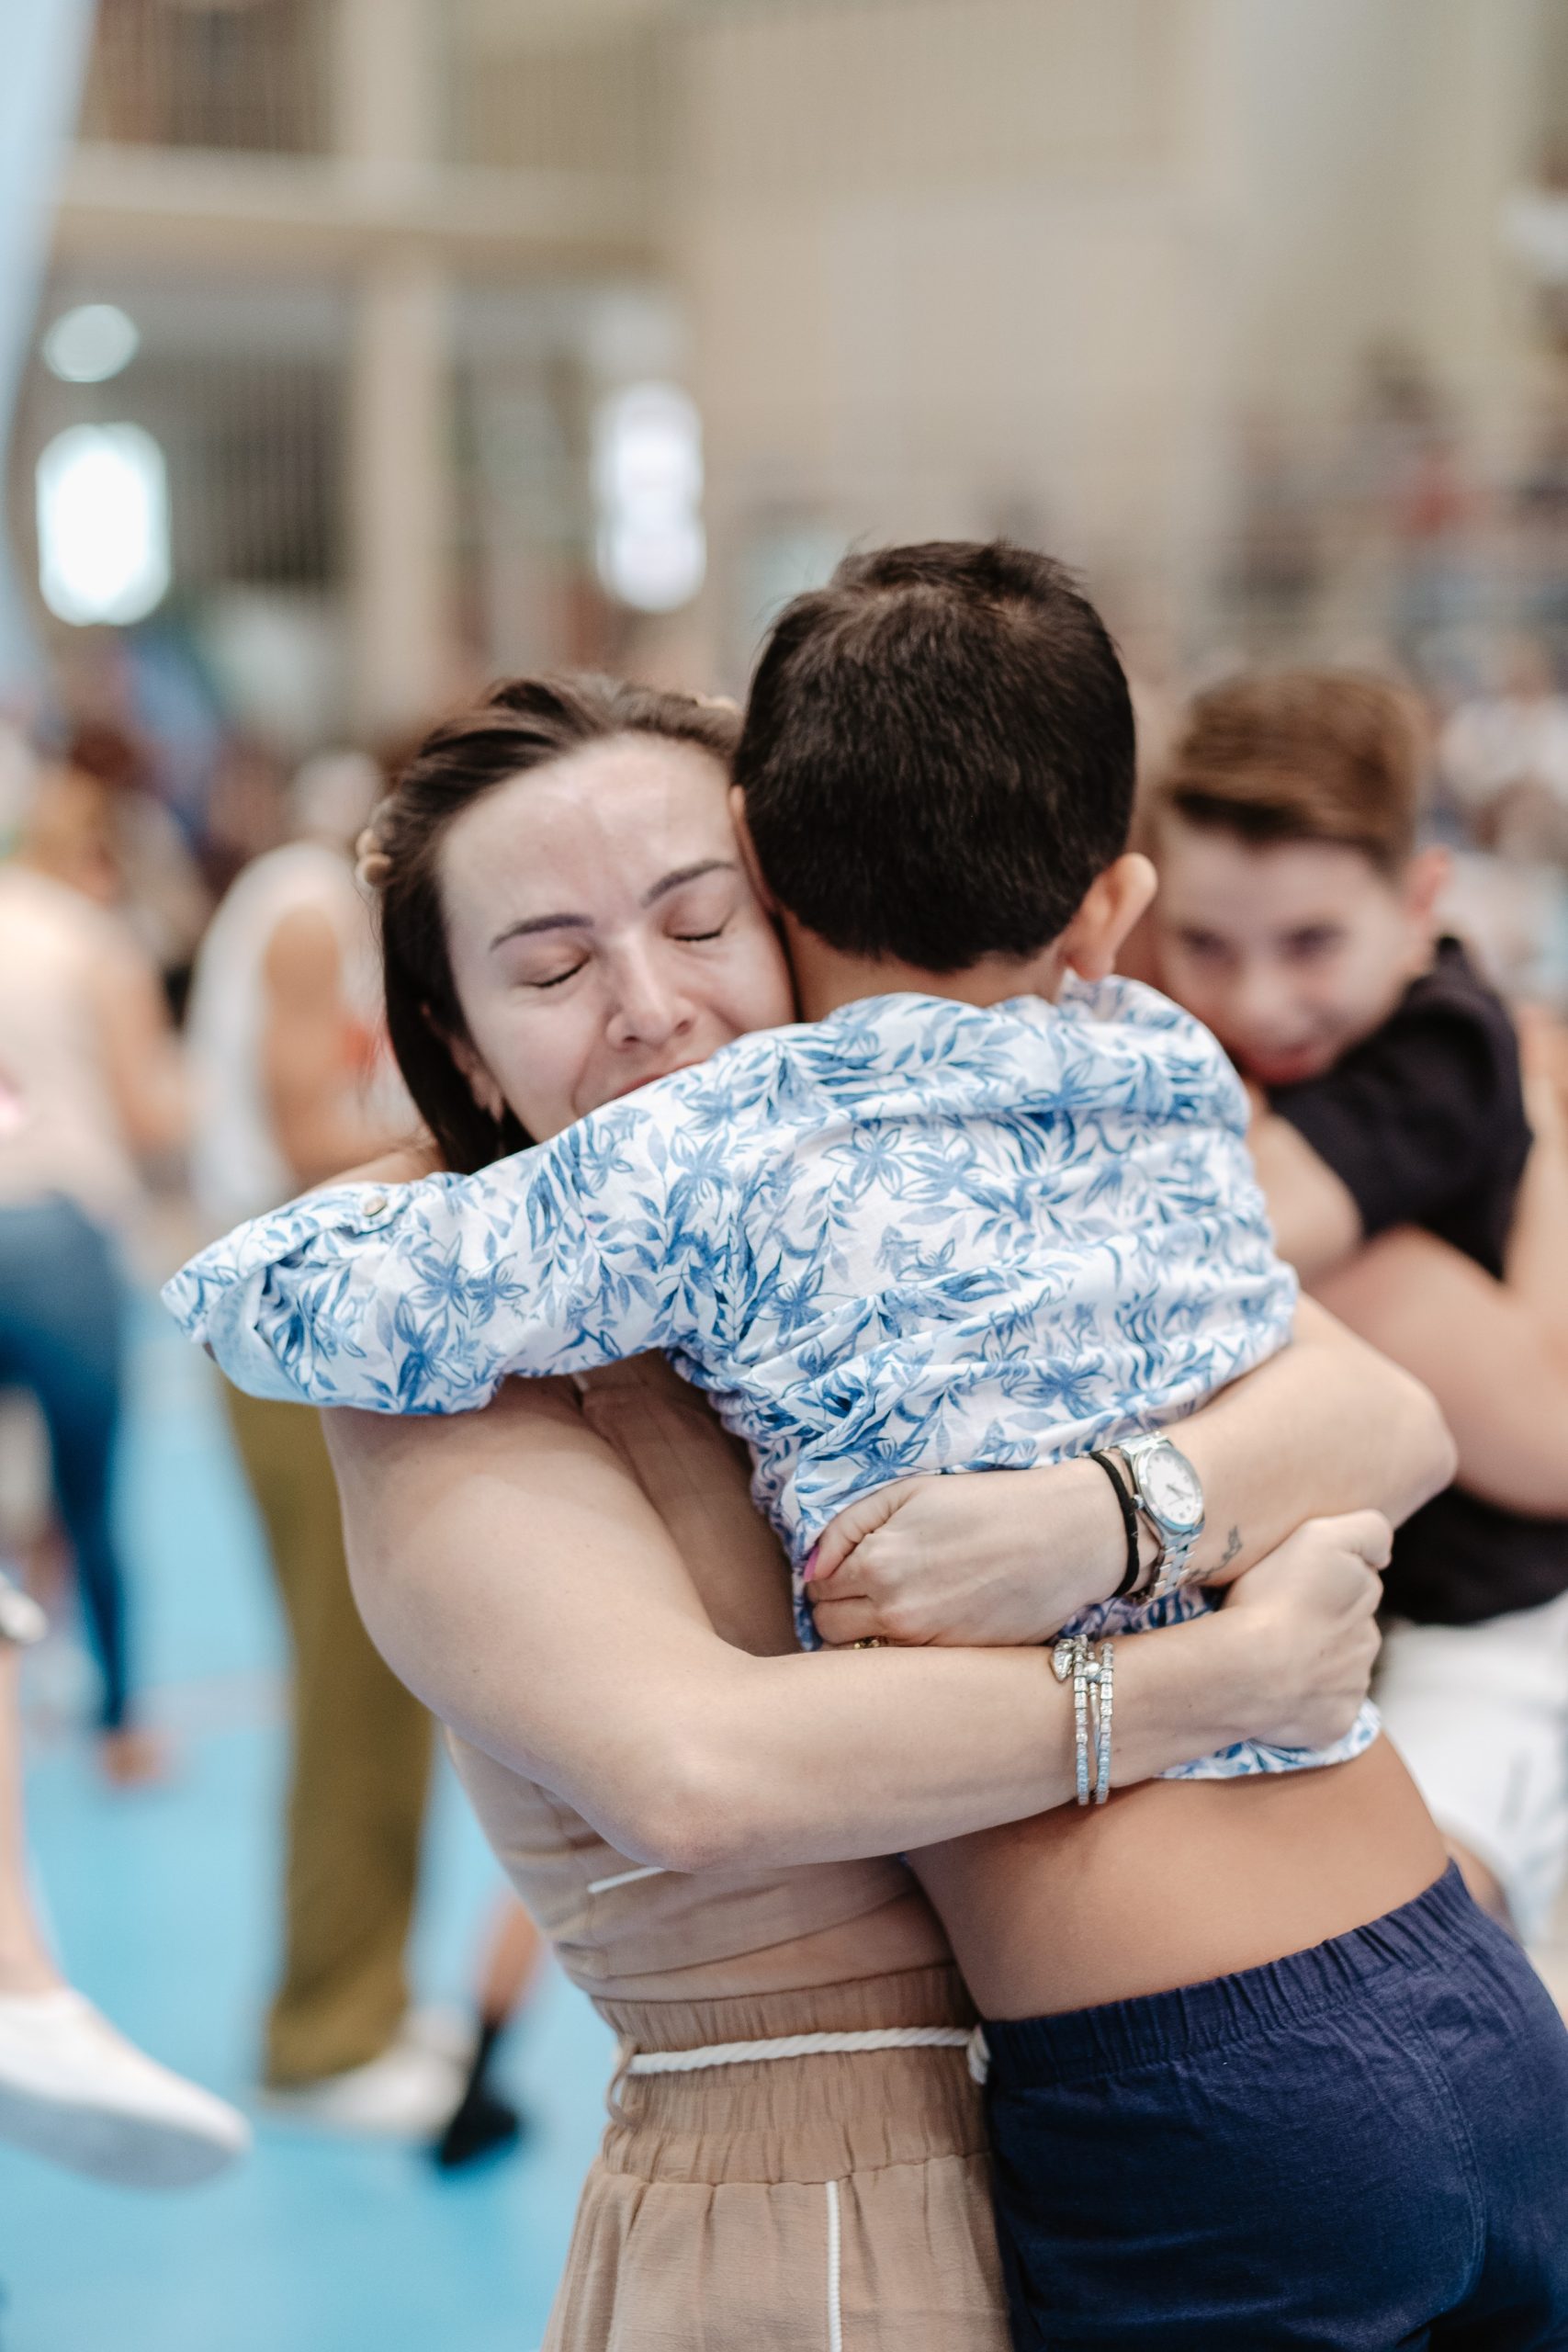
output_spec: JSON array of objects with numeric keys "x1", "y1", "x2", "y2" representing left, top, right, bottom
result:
[{"x1": 257, "y1": 673, "x2": 1445, "y2": 2346}]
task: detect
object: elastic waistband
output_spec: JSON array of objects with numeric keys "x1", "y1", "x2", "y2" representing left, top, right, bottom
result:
[
  {"x1": 594, "y1": 1959, "x2": 974, "y2": 2051},
  {"x1": 985, "y1": 1865, "x2": 1480, "y2": 2089},
  {"x1": 590, "y1": 1964, "x2": 987, "y2": 2185}
]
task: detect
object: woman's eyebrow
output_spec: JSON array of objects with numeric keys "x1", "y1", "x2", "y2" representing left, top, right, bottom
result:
[
  {"x1": 489, "y1": 861, "x2": 737, "y2": 951},
  {"x1": 489, "y1": 910, "x2": 588, "y2": 949},
  {"x1": 641, "y1": 857, "x2": 735, "y2": 908}
]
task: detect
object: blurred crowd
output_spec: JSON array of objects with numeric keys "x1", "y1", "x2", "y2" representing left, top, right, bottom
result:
[{"x1": 0, "y1": 695, "x2": 538, "y2": 2183}]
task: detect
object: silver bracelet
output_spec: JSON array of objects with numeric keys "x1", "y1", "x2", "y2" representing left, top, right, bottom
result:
[
  {"x1": 1092, "y1": 1638, "x2": 1114, "y2": 1804},
  {"x1": 1052, "y1": 1634, "x2": 1116, "y2": 1806}
]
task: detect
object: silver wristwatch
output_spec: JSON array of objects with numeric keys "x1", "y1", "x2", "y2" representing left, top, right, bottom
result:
[
  {"x1": 0, "y1": 1570, "x2": 47, "y2": 1649},
  {"x1": 1115, "y1": 1434, "x2": 1205, "y2": 1602}
]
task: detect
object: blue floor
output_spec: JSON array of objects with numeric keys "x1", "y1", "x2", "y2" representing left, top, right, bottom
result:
[{"x1": 0, "y1": 1299, "x2": 615, "y2": 2352}]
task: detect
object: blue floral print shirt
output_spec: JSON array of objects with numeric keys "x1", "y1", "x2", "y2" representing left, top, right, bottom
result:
[{"x1": 165, "y1": 977, "x2": 1377, "y2": 1782}]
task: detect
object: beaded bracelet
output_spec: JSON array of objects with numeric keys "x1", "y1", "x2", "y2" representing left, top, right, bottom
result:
[{"x1": 1051, "y1": 1634, "x2": 1116, "y2": 1805}]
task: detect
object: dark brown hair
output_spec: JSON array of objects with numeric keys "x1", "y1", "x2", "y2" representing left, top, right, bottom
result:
[
  {"x1": 374, "y1": 674, "x2": 740, "y2": 1170},
  {"x1": 1155, "y1": 669, "x2": 1424, "y2": 875},
  {"x1": 735, "y1": 540, "x2": 1134, "y2": 971}
]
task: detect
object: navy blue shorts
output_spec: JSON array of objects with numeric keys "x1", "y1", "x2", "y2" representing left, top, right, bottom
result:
[{"x1": 984, "y1": 1866, "x2": 1568, "y2": 2348}]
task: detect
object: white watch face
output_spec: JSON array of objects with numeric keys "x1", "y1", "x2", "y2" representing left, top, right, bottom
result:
[{"x1": 1138, "y1": 1442, "x2": 1204, "y2": 1532}]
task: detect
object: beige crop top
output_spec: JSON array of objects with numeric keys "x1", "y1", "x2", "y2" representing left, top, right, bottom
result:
[{"x1": 444, "y1": 1355, "x2": 938, "y2": 2001}]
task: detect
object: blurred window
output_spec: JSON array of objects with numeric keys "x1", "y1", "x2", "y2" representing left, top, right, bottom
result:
[
  {"x1": 77, "y1": 0, "x2": 327, "y2": 155},
  {"x1": 592, "y1": 381, "x2": 705, "y2": 614},
  {"x1": 36, "y1": 423, "x2": 171, "y2": 627}
]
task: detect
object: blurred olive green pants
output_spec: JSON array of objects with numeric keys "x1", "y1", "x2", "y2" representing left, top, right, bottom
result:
[{"x1": 225, "y1": 1386, "x2": 433, "y2": 2087}]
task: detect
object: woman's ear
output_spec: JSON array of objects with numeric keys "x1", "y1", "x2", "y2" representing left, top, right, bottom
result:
[
  {"x1": 1057, "y1": 854, "x2": 1159, "y2": 981},
  {"x1": 444, "y1": 1023, "x2": 507, "y2": 1125},
  {"x1": 728, "y1": 786, "x2": 778, "y2": 914}
]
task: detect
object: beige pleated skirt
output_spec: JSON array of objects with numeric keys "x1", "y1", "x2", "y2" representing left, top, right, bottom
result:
[{"x1": 544, "y1": 1962, "x2": 1010, "y2": 2352}]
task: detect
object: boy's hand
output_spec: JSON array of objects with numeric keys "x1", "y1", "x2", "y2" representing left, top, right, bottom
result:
[{"x1": 807, "y1": 1464, "x2": 1114, "y2": 1648}]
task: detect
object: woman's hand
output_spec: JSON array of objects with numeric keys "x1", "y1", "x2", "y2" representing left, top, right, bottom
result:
[
  {"x1": 1219, "y1": 1510, "x2": 1389, "y2": 1751},
  {"x1": 808, "y1": 1460, "x2": 1123, "y2": 1648}
]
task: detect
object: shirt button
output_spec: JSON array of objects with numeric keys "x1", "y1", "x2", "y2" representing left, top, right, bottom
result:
[{"x1": 361, "y1": 1191, "x2": 389, "y2": 1219}]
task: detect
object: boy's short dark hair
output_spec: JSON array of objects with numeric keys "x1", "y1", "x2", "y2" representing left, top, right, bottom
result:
[
  {"x1": 734, "y1": 540, "x2": 1135, "y2": 971},
  {"x1": 1156, "y1": 670, "x2": 1423, "y2": 875}
]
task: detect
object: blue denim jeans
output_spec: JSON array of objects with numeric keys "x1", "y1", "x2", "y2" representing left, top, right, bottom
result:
[
  {"x1": 0, "y1": 1196, "x2": 130, "y2": 1729},
  {"x1": 985, "y1": 1865, "x2": 1568, "y2": 2347}
]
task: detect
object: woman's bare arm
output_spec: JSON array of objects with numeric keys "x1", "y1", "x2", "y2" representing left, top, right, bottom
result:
[
  {"x1": 808, "y1": 1299, "x2": 1453, "y2": 1648},
  {"x1": 322, "y1": 1385, "x2": 1375, "y2": 1876}
]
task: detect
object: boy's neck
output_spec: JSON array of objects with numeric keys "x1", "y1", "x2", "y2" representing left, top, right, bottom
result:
[{"x1": 784, "y1": 917, "x2": 1067, "y2": 1023}]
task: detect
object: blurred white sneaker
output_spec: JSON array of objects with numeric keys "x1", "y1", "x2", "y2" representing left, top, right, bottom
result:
[
  {"x1": 259, "y1": 2029, "x2": 468, "y2": 2140},
  {"x1": 399, "y1": 2004, "x2": 475, "y2": 2066},
  {"x1": 0, "y1": 1989, "x2": 251, "y2": 2188}
]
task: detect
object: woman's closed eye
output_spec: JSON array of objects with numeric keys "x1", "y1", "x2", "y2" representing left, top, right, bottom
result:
[{"x1": 525, "y1": 959, "x2": 588, "y2": 991}]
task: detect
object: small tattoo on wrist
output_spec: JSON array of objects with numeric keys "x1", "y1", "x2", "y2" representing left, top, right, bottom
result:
[{"x1": 1217, "y1": 1524, "x2": 1243, "y2": 1569}]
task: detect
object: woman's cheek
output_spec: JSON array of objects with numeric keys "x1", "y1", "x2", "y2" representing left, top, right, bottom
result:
[
  {"x1": 480, "y1": 1001, "x2": 581, "y2": 1137},
  {"x1": 725, "y1": 922, "x2": 795, "y2": 1028}
]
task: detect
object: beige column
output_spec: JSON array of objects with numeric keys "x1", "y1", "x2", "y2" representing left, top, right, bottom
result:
[
  {"x1": 335, "y1": 0, "x2": 457, "y2": 734},
  {"x1": 333, "y1": 0, "x2": 438, "y2": 172},
  {"x1": 346, "y1": 252, "x2": 457, "y2": 734}
]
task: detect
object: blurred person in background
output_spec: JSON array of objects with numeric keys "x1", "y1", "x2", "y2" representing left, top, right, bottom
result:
[
  {"x1": 0, "y1": 1547, "x2": 247, "y2": 2187},
  {"x1": 0, "y1": 754, "x2": 186, "y2": 1784},
  {"x1": 1149, "y1": 670, "x2": 1568, "y2": 1948},
  {"x1": 1438, "y1": 634, "x2": 1568, "y2": 862},
  {"x1": 64, "y1": 722, "x2": 210, "y2": 1013},
  {"x1": 184, "y1": 749, "x2": 479, "y2": 2137},
  {"x1": 431, "y1": 1894, "x2": 542, "y2": 2173},
  {"x1": 197, "y1": 734, "x2": 289, "y2": 903}
]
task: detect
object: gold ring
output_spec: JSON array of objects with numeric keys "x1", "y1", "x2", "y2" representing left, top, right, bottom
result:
[{"x1": 852, "y1": 1636, "x2": 887, "y2": 1649}]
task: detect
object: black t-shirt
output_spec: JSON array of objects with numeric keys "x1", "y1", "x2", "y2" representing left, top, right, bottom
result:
[{"x1": 1270, "y1": 937, "x2": 1568, "y2": 1625}]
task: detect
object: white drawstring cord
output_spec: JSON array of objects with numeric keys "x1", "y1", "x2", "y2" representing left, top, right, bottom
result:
[
  {"x1": 621, "y1": 2025, "x2": 974, "y2": 2075},
  {"x1": 584, "y1": 1861, "x2": 668, "y2": 1896}
]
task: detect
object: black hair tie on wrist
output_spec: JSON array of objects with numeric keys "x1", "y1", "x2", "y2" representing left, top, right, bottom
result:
[{"x1": 1089, "y1": 1450, "x2": 1142, "y2": 1600}]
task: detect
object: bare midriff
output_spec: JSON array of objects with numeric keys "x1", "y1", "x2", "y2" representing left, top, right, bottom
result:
[{"x1": 913, "y1": 1735, "x2": 1449, "y2": 2021}]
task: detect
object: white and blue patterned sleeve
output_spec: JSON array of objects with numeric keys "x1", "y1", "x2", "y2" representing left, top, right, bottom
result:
[{"x1": 163, "y1": 1102, "x2": 711, "y2": 1413}]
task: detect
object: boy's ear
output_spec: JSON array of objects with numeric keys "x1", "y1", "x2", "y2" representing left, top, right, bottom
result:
[
  {"x1": 1403, "y1": 843, "x2": 1450, "y2": 932},
  {"x1": 1058, "y1": 853, "x2": 1159, "y2": 981},
  {"x1": 728, "y1": 786, "x2": 778, "y2": 914}
]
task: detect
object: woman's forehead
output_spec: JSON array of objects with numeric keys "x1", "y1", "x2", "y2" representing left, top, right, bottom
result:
[{"x1": 442, "y1": 736, "x2": 735, "y2": 920}]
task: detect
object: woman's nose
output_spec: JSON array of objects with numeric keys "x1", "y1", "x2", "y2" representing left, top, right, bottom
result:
[{"x1": 604, "y1": 948, "x2": 694, "y2": 1050}]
